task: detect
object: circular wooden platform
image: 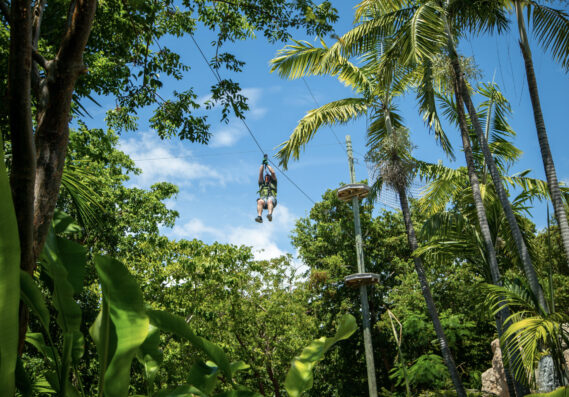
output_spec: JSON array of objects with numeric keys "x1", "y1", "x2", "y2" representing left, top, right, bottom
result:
[
  {"x1": 344, "y1": 273, "x2": 380, "y2": 288},
  {"x1": 337, "y1": 183, "x2": 370, "y2": 202}
]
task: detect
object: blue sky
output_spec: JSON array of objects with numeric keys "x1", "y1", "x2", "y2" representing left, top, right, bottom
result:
[{"x1": 85, "y1": 2, "x2": 569, "y2": 262}]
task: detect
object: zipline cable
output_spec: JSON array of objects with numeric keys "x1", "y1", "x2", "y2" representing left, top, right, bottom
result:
[
  {"x1": 190, "y1": 34, "x2": 316, "y2": 204},
  {"x1": 301, "y1": 77, "x2": 344, "y2": 149}
]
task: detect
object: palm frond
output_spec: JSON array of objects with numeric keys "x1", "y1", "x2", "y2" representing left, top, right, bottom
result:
[
  {"x1": 366, "y1": 105, "x2": 404, "y2": 150},
  {"x1": 529, "y1": 2, "x2": 569, "y2": 71},
  {"x1": 270, "y1": 39, "x2": 333, "y2": 79},
  {"x1": 354, "y1": 0, "x2": 414, "y2": 22},
  {"x1": 416, "y1": 161, "x2": 468, "y2": 215},
  {"x1": 449, "y1": 0, "x2": 510, "y2": 36},
  {"x1": 343, "y1": 5, "x2": 417, "y2": 57},
  {"x1": 61, "y1": 165, "x2": 106, "y2": 229},
  {"x1": 417, "y1": 210, "x2": 489, "y2": 276},
  {"x1": 276, "y1": 98, "x2": 368, "y2": 168},
  {"x1": 416, "y1": 59, "x2": 454, "y2": 159},
  {"x1": 505, "y1": 170, "x2": 569, "y2": 206},
  {"x1": 270, "y1": 39, "x2": 373, "y2": 94},
  {"x1": 485, "y1": 281, "x2": 568, "y2": 387},
  {"x1": 398, "y1": 2, "x2": 447, "y2": 65}
]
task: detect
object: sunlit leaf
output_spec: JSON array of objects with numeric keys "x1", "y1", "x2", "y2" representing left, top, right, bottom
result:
[
  {"x1": 285, "y1": 313, "x2": 357, "y2": 396},
  {"x1": 91, "y1": 255, "x2": 150, "y2": 397},
  {"x1": 0, "y1": 133, "x2": 20, "y2": 396}
]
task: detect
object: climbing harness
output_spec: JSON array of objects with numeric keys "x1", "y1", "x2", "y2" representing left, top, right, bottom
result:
[{"x1": 255, "y1": 154, "x2": 277, "y2": 223}]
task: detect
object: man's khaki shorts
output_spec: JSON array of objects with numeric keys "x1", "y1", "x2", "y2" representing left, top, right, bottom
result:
[{"x1": 257, "y1": 196, "x2": 277, "y2": 209}]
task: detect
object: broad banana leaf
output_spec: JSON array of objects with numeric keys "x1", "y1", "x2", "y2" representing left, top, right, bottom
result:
[
  {"x1": 285, "y1": 313, "x2": 357, "y2": 397},
  {"x1": 40, "y1": 228, "x2": 83, "y2": 332},
  {"x1": 0, "y1": 134, "x2": 20, "y2": 396},
  {"x1": 154, "y1": 384, "x2": 208, "y2": 397},
  {"x1": 20, "y1": 270, "x2": 50, "y2": 332},
  {"x1": 90, "y1": 255, "x2": 149, "y2": 397},
  {"x1": 186, "y1": 361, "x2": 218, "y2": 395},
  {"x1": 52, "y1": 209, "x2": 83, "y2": 236},
  {"x1": 25, "y1": 333, "x2": 56, "y2": 364},
  {"x1": 15, "y1": 357, "x2": 33, "y2": 397},
  {"x1": 137, "y1": 324, "x2": 163, "y2": 390},
  {"x1": 41, "y1": 227, "x2": 86, "y2": 395},
  {"x1": 147, "y1": 310, "x2": 233, "y2": 378}
]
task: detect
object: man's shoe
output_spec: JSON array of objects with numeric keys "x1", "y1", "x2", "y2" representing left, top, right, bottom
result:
[
  {"x1": 255, "y1": 216, "x2": 263, "y2": 223},
  {"x1": 267, "y1": 213, "x2": 272, "y2": 222}
]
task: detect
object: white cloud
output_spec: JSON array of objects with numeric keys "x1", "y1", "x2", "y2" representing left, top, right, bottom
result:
[
  {"x1": 241, "y1": 88, "x2": 268, "y2": 120},
  {"x1": 210, "y1": 124, "x2": 245, "y2": 148},
  {"x1": 228, "y1": 227, "x2": 286, "y2": 261},
  {"x1": 172, "y1": 218, "x2": 225, "y2": 240},
  {"x1": 171, "y1": 204, "x2": 298, "y2": 261},
  {"x1": 119, "y1": 132, "x2": 224, "y2": 186},
  {"x1": 208, "y1": 87, "x2": 268, "y2": 147}
]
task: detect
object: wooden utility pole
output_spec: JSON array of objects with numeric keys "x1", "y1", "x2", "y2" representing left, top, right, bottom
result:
[{"x1": 345, "y1": 135, "x2": 378, "y2": 396}]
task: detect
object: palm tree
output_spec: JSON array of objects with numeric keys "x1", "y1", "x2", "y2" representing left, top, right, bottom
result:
[
  {"x1": 444, "y1": 8, "x2": 549, "y2": 312},
  {"x1": 486, "y1": 279, "x2": 569, "y2": 389},
  {"x1": 343, "y1": 0, "x2": 548, "y2": 313},
  {"x1": 504, "y1": 0, "x2": 569, "y2": 271},
  {"x1": 271, "y1": 35, "x2": 469, "y2": 397},
  {"x1": 416, "y1": 82, "x2": 533, "y2": 397},
  {"x1": 367, "y1": 120, "x2": 467, "y2": 397}
]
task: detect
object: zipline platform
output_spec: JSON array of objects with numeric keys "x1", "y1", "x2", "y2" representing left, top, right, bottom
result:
[
  {"x1": 344, "y1": 273, "x2": 380, "y2": 288},
  {"x1": 337, "y1": 183, "x2": 370, "y2": 202}
]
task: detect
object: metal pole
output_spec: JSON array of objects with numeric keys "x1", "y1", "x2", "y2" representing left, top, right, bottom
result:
[{"x1": 346, "y1": 135, "x2": 378, "y2": 396}]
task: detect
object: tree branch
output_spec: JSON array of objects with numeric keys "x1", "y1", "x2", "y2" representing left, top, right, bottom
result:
[
  {"x1": 33, "y1": 0, "x2": 97, "y2": 266},
  {"x1": 32, "y1": 0, "x2": 47, "y2": 48},
  {"x1": 32, "y1": 49, "x2": 48, "y2": 70},
  {"x1": 210, "y1": 0, "x2": 275, "y2": 20},
  {"x1": 234, "y1": 331, "x2": 266, "y2": 396}
]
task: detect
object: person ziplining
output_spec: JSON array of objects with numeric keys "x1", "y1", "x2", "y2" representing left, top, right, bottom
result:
[{"x1": 255, "y1": 154, "x2": 277, "y2": 223}]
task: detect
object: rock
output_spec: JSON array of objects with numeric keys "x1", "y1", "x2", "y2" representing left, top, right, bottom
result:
[
  {"x1": 536, "y1": 355, "x2": 558, "y2": 393},
  {"x1": 481, "y1": 339, "x2": 510, "y2": 397}
]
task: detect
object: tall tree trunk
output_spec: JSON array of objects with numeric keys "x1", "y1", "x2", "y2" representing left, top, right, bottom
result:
[
  {"x1": 9, "y1": 1, "x2": 35, "y2": 274},
  {"x1": 514, "y1": 1, "x2": 569, "y2": 272},
  {"x1": 443, "y1": 17, "x2": 548, "y2": 312},
  {"x1": 8, "y1": 0, "x2": 36, "y2": 356},
  {"x1": 33, "y1": 0, "x2": 98, "y2": 261},
  {"x1": 452, "y1": 77, "x2": 528, "y2": 397},
  {"x1": 383, "y1": 104, "x2": 465, "y2": 395},
  {"x1": 8, "y1": 0, "x2": 98, "y2": 352},
  {"x1": 397, "y1": 187, "x2": 467, "y2": 397}
]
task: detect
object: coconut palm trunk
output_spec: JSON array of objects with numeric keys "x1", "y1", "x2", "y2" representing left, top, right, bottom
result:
[
  {"x1": 452, "y1": 78, "x2": 529, "y2": 397},
  {"x1": 383, "y1": 108, "x2": 466, "y2": 397},
  {"x1": 397, "y1": 186, "x2": 467, "y2": 397},
  {"x1": 514, "y1": 1, "x2": 569, "y2": 271},
  {"x1": 443, "y1": 16, "x2": 548, "y2": 312}
]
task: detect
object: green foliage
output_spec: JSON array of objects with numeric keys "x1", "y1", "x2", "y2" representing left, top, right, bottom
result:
[
  {"x1": 91, "y1": 255, "x2": 150, "y2": 397},
  {"x1": 390, "y1": 354, "x2": 450, "y2": 391},
  {"x1": 485, "y1": 280, "x2": 569, "y2": 388},
  {"x1": 0, "y1": 134, "x2": 20, "y2": 395},
  {"x1": 0, "y1": 0, "x2": 338, "y2": 140},
  {"x1": 285, "y1": 313, "x2": 357, "y2": 396},
  {"x1": 291, "y1": 187, "x2": 505, "y2": 394},
  {"x1": 527, "y1": 386, "x2": 569, "y2": 396}
]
